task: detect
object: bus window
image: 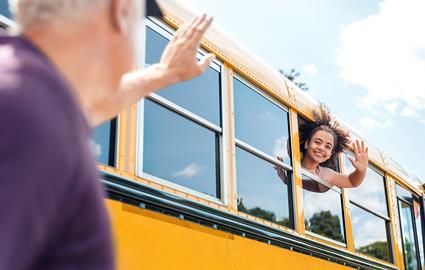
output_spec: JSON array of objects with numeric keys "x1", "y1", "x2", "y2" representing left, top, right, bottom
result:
[
  {"x1": 91, "y1": 119, "x2": 117, "y2": 167},
  {"x1": 396, "y1": 185, "x2": 424, "y2": 270},
  {"x1": 234, "y1": 76, "x2": 292, "y2": 228},
  {"x1": 346, "y1": 162, "x2": 391, "y2": 262},
  {"x1": 144, "y1": 25, "x2": 221, "y2": 127},
  {"x1": 297, "y1": 116, "x2": 345, "y2": 243},
  {"x1": 350, "y1": 203, "x2": 391, "y2": 262},
  {"x1": 143, "y1": 99, "x2": 219, "y2": 198},
  {"x1": 138, "y1": 19, "x2": 223, "y2": 200},
  {"x1": 236, "y1": 147, "x2": 291, "y2": 227},
  {"x1": 399, "y1": 200, "x2": 419, "y2": 270},
  {"x1": 0, "y1": 2, "x2": 11, "y2": 19},
  {"x1": 302, "y1": 173, "x2": 345, "y2": 243},
  {"x1": 345, "y1": 156, "x2": 389, "y2": 216}
]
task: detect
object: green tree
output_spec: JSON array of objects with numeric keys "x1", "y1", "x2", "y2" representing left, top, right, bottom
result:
[{"x1": 279, "y1": 68, "x2": 309, "y2": 91}]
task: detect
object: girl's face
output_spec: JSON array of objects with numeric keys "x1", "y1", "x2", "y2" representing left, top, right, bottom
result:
[{"x1": 304, "y1": 130, "x2": 334, "y2": 164}]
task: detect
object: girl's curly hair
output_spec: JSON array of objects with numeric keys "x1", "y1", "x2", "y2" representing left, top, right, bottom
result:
[{"x1": 299, "y1": 103, "x2": 351, "y2": 168}]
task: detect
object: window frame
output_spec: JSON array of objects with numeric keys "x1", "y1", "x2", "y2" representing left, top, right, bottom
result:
[
  {"x1": 0, "y1": 13, "x2": 14, "y2": 29},
  {"x1": 232, "y1": 73, "x2": 294, "y2": 228},
  {"x1": 396, "y1": 185, "x2": 424, "y2": 270},
  {"x1": 135, "y1": 18, "x2": 228, "y2": 205}
]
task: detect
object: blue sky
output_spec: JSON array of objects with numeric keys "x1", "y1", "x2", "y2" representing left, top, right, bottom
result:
[{"x1": 189, "y1": 0, "x2": 425, "y2": 182}]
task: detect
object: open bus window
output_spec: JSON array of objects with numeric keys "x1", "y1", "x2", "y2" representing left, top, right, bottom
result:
[
  {"x1": 396, "y1": 185, "x2": 425, "y2": 270},
  {"x1": 0, "y1": 2, "x2": 12, "y2": 19},
  {"x1": 233, "y1": 76, "x2": 292, "y2": 228},
  {"x1": 91, "y1": 119, "x2": 117, "y2": 167},
  {"x1": 297, "y1": 116, "x2": 346, "y2": 243},
  {"x1": 347, "y1": 164, "x2": 391, "y2": 262},
  {"x1": 138, "y1": 19, "x2": 223, "y2": 200}
]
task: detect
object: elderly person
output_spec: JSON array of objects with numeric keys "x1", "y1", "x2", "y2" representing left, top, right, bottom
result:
[{"x1": 0, "y1": 0, "x2": 214, "y2": 269}]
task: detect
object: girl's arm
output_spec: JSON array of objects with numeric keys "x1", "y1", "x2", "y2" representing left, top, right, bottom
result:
[{"x1": 329, "y1": 140, "x2": 369, "y2": 188}]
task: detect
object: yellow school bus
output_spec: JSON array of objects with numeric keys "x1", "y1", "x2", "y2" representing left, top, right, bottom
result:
[{"x1": 2, "y1": 1, "x2": 424, "y2": 269}]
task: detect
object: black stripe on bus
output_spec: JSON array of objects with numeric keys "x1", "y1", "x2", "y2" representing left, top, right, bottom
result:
[{"x1": 101, "y1": 171, "x2": 397, "y2": 270}]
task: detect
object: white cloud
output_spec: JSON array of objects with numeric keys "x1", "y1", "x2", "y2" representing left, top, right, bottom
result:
[
  {"x1": 400, "y1": 107, "x2": 421, "y2": 118},
  {"x1": 302, "y1": 64, "x2": 318, "y2": 75},
  {"x1": 338, "y1": 0, "x2": 425, "y2": 118},
  {"x1": 359, "y1": 117, "x2": 392, "y2": 130},
  {"x1": 89, "y1": 139, "x2": 102, "y2": 157},
  {"x1": 258, "y1": 111, "x2": 277, "y2": 120},
  {"x1": 273, "y1": 136, "x2": 290, "y2": 161},
  {"x1": 384, "y1": 101, "x2": 399, "y2": 115},
  {"x1": 173, "y1": 163, "x2": 204, "y2": 179}
]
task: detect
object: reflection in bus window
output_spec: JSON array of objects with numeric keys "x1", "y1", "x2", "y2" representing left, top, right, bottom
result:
[
  {"x1": 346, "y1": 155, "x2": 388, "y2": 216},
  {"x1": 236, "y1": 147, "x2": 291, "y2": 227},
  {"x1": 302, "y1": 174, "x2": 345, "y2": 243},
  {"x1": 0, "y1": 2, "x2": 11, "y2": 19},
  {"x1": 350, "y1": 203, "x2": 391, "y2": 262},
  {"x1": 234, "y1": 78, "x2": 291, "y2": 165},
  {"x1": 399, "y1": 200, "x2": 419, "y2": 270},
  {"x1": 91, "y1": 119, "x2": 116, "y2": 167},
  {"x1": 145, "y1": 26, "x2": 221, "y2": 126},
  {"x1": 143, "y1": 99, "x2": 219, "y2": 198}
]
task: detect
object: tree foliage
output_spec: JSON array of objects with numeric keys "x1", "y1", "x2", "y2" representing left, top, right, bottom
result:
[{"x1": 279, "y1": 68, "x2": 309, "y2": 91}]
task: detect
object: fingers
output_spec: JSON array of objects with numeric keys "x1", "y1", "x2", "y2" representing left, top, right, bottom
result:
[
  {"x1": 198, "y1": 53, "x2": 215, "y2": 72},
  {"x1": 352, "y1": 141, "x2": 358, "y2": 154},
  {"x1": 172, "y1": 15, "x2": 200, "y2": 41},
  {"x1": 356, "y1": 140, "x2": 361, "y2": 153},
  {"x1": 348, "y1": 156, "x2": 355, "y2": 165},
  {"x1": 188, "y1": 15, "x2": 213, "y2": 46}
]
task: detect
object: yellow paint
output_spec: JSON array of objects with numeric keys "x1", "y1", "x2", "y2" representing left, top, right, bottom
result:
[
  {"x1": 339, "y1": 155, "x2": 355, "y2": 251},
  {"x1": 288, "y1": 109, "x2": 305, "y2": 234},
  {"x1": 386, "y1": 175, "x2": 404, "y2": 270},
  {"x1": 224, "y1": 65, "x2": 238, "y2": 212},
  {"x1": 107, "y1": 199, "x2": 354, "y2": 270}
]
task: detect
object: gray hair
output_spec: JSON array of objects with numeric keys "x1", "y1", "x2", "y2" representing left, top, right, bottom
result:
[{"x1": 8, "y1": 0, "x2": 109, "y2": 31}]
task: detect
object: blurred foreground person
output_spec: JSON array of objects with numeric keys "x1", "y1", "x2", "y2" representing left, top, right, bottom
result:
[{"x1": 0, "y1": 0, "x2": 214, "y2": 269}]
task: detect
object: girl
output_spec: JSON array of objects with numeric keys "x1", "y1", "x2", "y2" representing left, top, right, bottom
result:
[{"x1": 275, "y1": 104, "x2": 368, "y2": 190}]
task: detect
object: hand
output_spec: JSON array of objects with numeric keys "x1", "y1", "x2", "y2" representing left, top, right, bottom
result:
[
  {"x1": 348, "y1": 140, "x2": 369, "y2": 173},
  {"x1": 156, "y1": 14, "x2": 215, "y2": 84}
]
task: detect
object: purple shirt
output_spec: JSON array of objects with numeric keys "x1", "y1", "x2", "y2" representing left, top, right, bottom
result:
[{"x1": 0, "y1": 35, "x2": 114, "y2": 269}]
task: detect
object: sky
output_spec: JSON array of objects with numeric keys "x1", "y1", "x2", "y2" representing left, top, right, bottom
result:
[{"x1": 188, "y1": 0, "x2": 425, "y2": 182}]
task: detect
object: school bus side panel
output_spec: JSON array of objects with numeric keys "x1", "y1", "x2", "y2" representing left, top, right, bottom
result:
[{"x1": 107, "y1": 200, "x2": 353, "y2": 270}]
